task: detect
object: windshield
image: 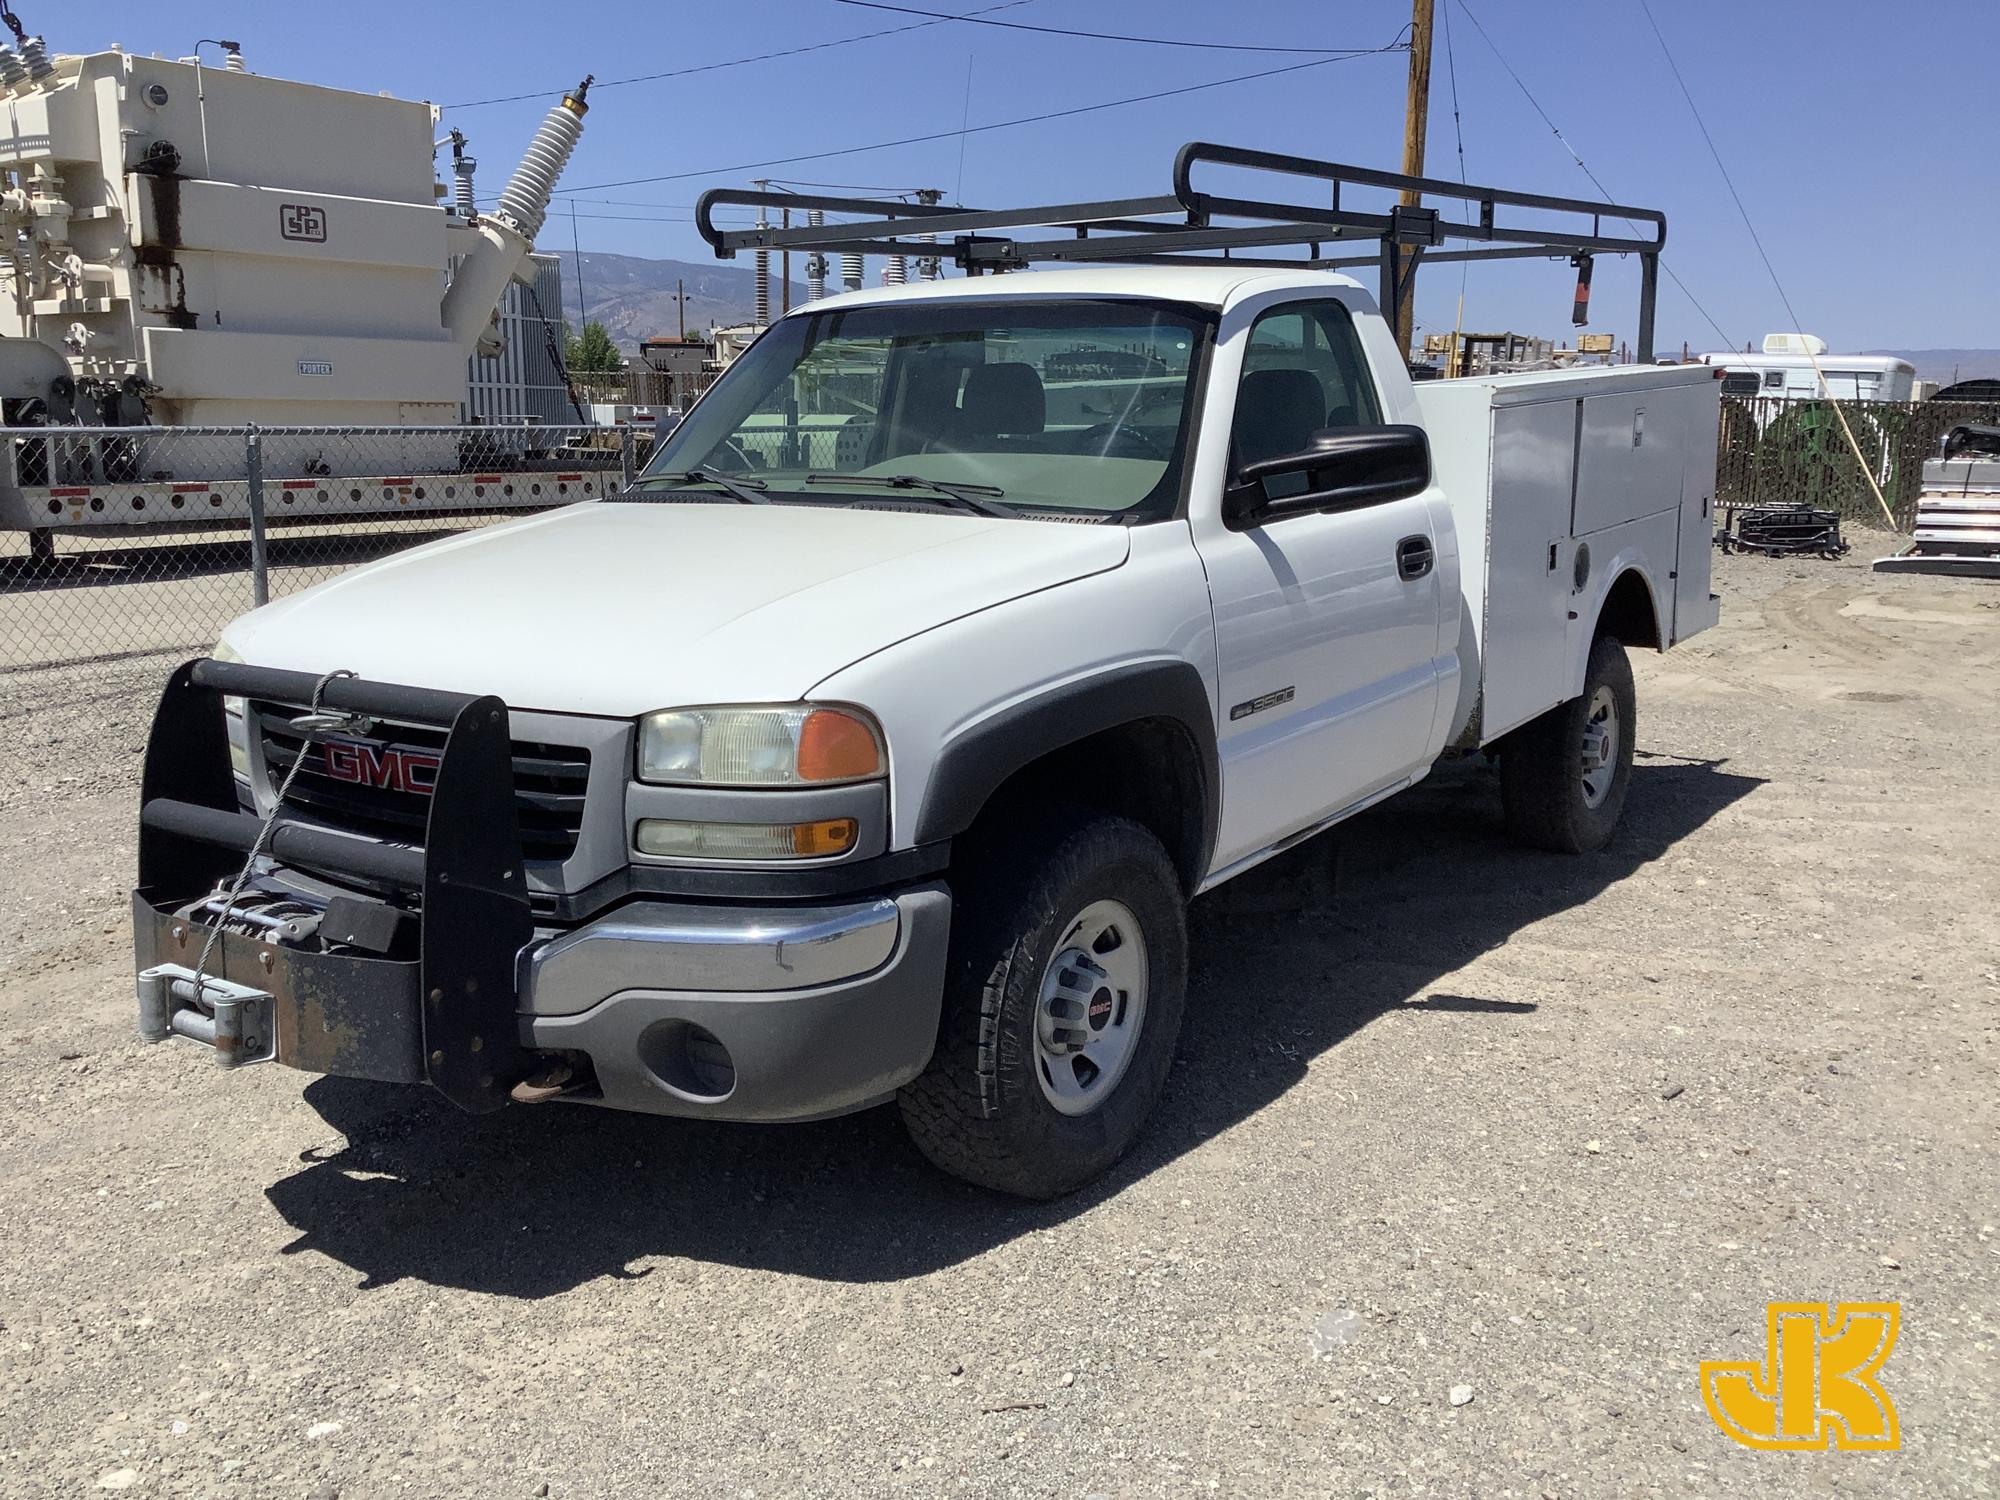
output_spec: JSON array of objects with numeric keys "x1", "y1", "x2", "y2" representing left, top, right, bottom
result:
[{"x1": 635, "y1": 299, "x2": 1212, "y2": 520}]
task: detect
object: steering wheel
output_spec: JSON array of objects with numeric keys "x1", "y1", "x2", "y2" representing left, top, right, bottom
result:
[
  {"x1": 714, "y1": 438, "x2": 763, "y2": 471},
  {"x1": 1080, "y1": 422, "x2": 1169, "y2": 460}
]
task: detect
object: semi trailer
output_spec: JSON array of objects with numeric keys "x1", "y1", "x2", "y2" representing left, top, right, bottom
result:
[{"x1": 0, "y1": 22, "x2": 595, "y2": 556}]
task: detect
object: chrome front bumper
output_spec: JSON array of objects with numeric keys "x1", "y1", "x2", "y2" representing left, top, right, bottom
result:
[
  {"x1": 522, "y1": 883, "x2": 952, "y2": 1122},
  {"x1": 526, "y1": 896, "x2": 907, "y2": 1006}
]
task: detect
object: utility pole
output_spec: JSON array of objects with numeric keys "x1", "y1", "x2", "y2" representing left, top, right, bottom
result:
[
  {"x1": 1395, "y1": 0, "x2": 1435, "y2": 361},
  {"x1": 673, "y1": 277, "x2": 687, "y2": 341}
]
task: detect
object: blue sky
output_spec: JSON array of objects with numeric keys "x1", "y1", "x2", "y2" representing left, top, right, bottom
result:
[{"x1": 65, "y1": 1, "x2": 2000, "y2": 352}]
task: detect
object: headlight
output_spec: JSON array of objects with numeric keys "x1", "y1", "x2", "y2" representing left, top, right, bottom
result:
[{"x1": 636, "y1": 705, "x2": 884, "y2": 787}]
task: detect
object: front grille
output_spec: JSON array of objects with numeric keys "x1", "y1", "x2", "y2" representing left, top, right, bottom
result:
[{"x1": 253, "y1": 704, "x2": 591, "y2": 863}]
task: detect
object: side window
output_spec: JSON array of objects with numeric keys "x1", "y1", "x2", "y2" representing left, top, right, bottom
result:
[
  {"x1": 1761, "y1": 370, "x2": 1784, "y2": 390},
  {"x1": 1234, "y1": 301, "x2": 1383, "y2": 470}
]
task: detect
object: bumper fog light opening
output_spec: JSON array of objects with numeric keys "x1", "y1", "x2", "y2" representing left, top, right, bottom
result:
[{"x1": 638, "y1": 1018, "x2": 736, "y2": 1102}]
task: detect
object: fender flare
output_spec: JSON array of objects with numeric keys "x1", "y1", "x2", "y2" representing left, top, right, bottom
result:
[
  {"x1": 1571, "y1": 559, "x2": 1665, "y2": 697},
  {"x1": 912, "y1": 659, "x2": 1220, "y2": 884}
]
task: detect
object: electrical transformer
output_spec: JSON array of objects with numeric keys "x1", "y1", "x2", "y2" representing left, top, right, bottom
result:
[{"x1": 0, "y1": 38, "x2": 588, "y2": 428}]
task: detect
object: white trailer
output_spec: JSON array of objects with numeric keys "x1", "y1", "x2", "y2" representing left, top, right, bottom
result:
[{"x1": 1699, "y1": 334, "x2": 1915, "y2": 404}]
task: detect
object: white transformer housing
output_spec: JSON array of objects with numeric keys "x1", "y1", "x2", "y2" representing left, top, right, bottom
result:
[{"x1": 0, "y1": 46, "x2": 582, "y2": 426}]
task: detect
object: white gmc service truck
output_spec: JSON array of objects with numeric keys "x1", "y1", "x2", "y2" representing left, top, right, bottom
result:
[{"x1": 132, "y1": 147, "x2": 1719, "y2": 1197}]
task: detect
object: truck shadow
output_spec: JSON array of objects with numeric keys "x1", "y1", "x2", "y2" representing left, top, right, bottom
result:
[{"x1": 265, "y1": 752, "x2": 1760, "y2": 1294}]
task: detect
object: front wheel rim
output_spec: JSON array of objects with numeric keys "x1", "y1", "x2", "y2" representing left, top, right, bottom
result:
[
  {"x1": 1034, "y1": 898, "x2": 1149, "y2": 1117},
  {"x1": 1579, "y1": 685, "x2": 1620, "y2": 809}
]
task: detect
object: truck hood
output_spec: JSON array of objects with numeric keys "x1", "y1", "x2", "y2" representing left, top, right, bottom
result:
[{"x1": 226, "y1": 500, "x2": 1130, "y2": 716}]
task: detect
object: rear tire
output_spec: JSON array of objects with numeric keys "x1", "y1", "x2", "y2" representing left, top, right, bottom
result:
[
  {"x1": 899, "y1": 811, "x2": 1187, "y2": 1199},
  {"x1": 1500, "y1": 633, "x2": 1636, "y2": 854}
]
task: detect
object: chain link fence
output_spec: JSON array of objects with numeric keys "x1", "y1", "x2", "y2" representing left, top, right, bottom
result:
[
  {"x1": 571, "y1": 367, "x2": 721, "y2": 411},
  {"x1": 1715, "y1": 396, "x2": 2000, "y2": 524},
  {"x1": 0, "y1": 423, "x2": 635, "y2": 679},
  {"x1": 10, "y1": 396, "x2": 1999, "y2": 708}
]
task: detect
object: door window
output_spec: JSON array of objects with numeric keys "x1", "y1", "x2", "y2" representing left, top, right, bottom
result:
[{"x1": 1232, "y1": 301, "x2": 1383, "y2": 470}]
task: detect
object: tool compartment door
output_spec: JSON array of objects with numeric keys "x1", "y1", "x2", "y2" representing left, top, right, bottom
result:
[
  {"x1": 1479, "y1": 397, "x2": 1579, "y2": 740},
  {"x1": 1673, "y1": 383, "x2": 1722, "y2": 640},
  {"x1": 1574, "y1": 389, "x2": 1687, "y2": 538}
]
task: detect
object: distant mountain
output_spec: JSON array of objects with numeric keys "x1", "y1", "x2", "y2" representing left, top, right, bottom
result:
[
  {"x1": 555, "y1": 251, "x2": 805, "y2": 349},
  {"x1": 1863, "y1": 349, "x2": 2000, "y2": 386}
]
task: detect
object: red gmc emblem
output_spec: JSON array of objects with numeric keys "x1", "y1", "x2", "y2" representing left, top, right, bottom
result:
[{"x1": 321, "y1": 739, "x2": 442, "y2": 795}]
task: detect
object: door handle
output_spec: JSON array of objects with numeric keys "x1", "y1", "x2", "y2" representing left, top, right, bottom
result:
[{"x1": 1396, "y1": 534, "x2": 1434, "y2": 581}]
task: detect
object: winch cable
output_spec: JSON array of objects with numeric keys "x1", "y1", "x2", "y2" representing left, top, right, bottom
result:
[
  {"x1": 188, "y1": 668, "x2": 355, "y2": 1012},
  {"x1": 1635, "y1": 0, "x2": 1899, "y2": 533}
]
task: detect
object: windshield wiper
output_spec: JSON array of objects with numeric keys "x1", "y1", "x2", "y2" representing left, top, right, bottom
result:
[
  {"x1": 629, "y1": 467, "x2": 770, "y2": 505},
  {"x1": 803, "y1": 471, "x2": 1018, "y2": 519}
]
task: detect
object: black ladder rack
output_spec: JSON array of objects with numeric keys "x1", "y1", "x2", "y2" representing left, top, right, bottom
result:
[{"x1": 695, "y1": 141, "x2": 1668, "y2": 361}]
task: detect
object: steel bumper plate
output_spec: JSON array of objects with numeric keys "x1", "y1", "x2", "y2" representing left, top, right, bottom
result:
[{"x1": 132, "y1": 891, "x2": 426, "y2": 1084}]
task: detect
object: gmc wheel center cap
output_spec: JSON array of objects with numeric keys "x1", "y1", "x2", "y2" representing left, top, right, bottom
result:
[{"x1": 1088, "y1": 987, "x2": 1114, "y2": 1030}]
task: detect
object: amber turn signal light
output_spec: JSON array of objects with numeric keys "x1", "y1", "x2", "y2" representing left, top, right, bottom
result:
[{"x1": 796, "y1": 709, "x2": 884, "y2": 783}]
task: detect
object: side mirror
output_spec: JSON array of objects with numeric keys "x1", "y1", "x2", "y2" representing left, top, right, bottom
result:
[{"x1": 1224, "y1": 424, "x2": 1432, "y2": 530}]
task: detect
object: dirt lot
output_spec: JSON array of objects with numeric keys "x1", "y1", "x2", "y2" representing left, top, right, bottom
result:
[{"x1": 0, "y1": 536, "x2": 1994, "y2": 1498}]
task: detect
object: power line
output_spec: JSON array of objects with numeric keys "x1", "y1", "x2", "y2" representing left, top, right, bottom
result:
[
  {"x1": 1440, "y1": 0, "x2": 1467, "y2": 186},
  {"x1": 1440, "y1": 0, "x2": 1471, "y2": 322},
  {"x1": 1453, "y1": 0, "x2": 1736, "y2": 352},
  {"x1": 1634, "y1": 0, "x2": 1898, "y2": 528},
  {"x1": 478, "y1": 193, "x2": 766, "y2": 216},
  {"x1": 522, "y1": 280, "x2": 590, "y2": 424},
  {"x1": 556, "y1": 211, "x2": 697, "y2": 223},
  {"x1": 834, "y1": 1, "x2": 1407, "y2": 55},
  {"x1": 764, "y1": 178, "x2": 928, "y2": 193},
  {"x1": 954, "y1": 52, "x2": 975, "y2": 201},
  {"x1": 1633, "y1": 1, "x2": 1792, "y2": 339},
  {"x1": 554, "y1": 43, "x2": 1410, "y2": 195},
  {"x1": 442, "y1": 0, "x2": 1033, "y2": 109},
  {"x1": 491, "y1": 196, "x2": 765, "y2": 213}
]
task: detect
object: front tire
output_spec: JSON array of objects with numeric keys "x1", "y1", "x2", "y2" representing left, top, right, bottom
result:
[
  {"x1": 899, "y1": 812, "x2": 1188, "y2": 1198},
  {"x1": 1500, "y1": 633, "x2": 1637, "y2": 854}
]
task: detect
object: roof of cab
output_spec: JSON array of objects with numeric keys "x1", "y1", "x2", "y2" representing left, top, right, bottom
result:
[{"x1": 787, "y1": 264, "x2": 1369, "y2": 316}]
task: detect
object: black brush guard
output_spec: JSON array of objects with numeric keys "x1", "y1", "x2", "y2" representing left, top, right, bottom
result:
[{"x1": 133, "y1": 659, "x2": 532, "y2": 1113}]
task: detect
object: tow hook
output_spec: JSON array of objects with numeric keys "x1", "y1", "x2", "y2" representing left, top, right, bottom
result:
[{"x1": 510, "y1": 1054, "x2": 588, "y2": 1104}]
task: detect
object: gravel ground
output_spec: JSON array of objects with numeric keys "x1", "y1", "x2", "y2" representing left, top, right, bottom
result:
[{"x1": 0, "y1": 536, "x2": 1995, "y2": 1498}]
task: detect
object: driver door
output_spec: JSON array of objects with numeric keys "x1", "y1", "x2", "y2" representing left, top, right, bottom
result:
[{"x1": 1193, "y1": 298, "x2": 1446, "y2": 871}]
